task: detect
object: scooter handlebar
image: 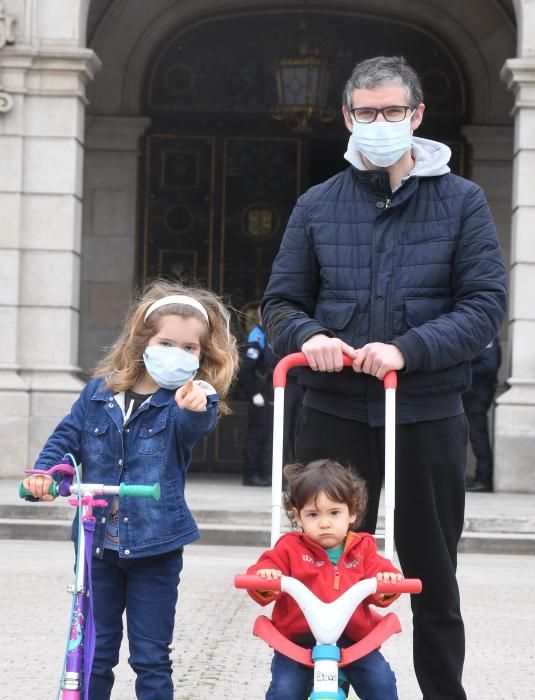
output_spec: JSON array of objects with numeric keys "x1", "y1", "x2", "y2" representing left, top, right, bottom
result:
[
  {"x1": 19, "y1": 466, "x2": 161, "y2": 501},
  {"x1": 273, "y1": 352, "x2": 397, "y2": 390}
]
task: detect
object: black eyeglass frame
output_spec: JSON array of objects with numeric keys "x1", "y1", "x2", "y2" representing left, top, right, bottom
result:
[{"x1": 348, "y1": 105, "x2": 416, "y2": 123}]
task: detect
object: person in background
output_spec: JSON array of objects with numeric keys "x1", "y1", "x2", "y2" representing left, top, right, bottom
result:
[
  {"x1": 463, "y1": 336, "x2": 502, "y2": 492},
  {"x1": 282, "y1": 369, "x2": 305, "y2": 467},
  {"x1": 240, "y1": 307, "x2": 275, "y2": 486}
]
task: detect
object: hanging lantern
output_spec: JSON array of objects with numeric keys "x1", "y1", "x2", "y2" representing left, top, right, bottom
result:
[{"x1": 273, "y1": 22, "x2": 335, "y2": 132}]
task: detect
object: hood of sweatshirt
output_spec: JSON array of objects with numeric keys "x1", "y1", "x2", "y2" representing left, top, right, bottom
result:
[{"x1": 344, "y1": 134, "x2": 451, "y2": 181}]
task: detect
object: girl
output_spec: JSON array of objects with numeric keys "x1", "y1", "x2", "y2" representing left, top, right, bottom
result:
[
  {"x1": 247, "y1": 459, "x2": 402, "y2": 700},
  {"x1": 23, "y1": 279, "x2": 239, "y2": 700}
]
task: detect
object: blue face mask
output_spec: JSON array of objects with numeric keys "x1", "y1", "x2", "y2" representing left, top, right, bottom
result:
[
  {"x1": 143, "y1": 346, "x2": 199, "y2": 390},
  {"x1": 350, "y1": 113, "x2": 414, "y2": 167}
]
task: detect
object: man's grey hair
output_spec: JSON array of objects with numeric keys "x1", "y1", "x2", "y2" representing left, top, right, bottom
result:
[{"x1": 343, "y1": 56, "x2": 424, "y2": 109}]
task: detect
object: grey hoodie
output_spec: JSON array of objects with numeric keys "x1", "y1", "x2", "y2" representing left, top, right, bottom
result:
[{"x1": 344, "y1": 135, "x2": 451, "y2": 189}]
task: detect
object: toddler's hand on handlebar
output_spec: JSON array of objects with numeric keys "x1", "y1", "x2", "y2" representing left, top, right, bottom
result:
[
  {"x1": 376, "y1": 572, "x2": 403, "y2": 584},
  {"x1": 256, "y1": 568, "x2": 283, "y2": 580},
  {"x1": 254, "y1": 569, "x2": 282, "y2": 596},
  {"x1": 22, "y1": 474, "x2": 56, "y2": 501},
  {"x1": 376, "y1": 571, "x2": 403, "y2": 601}
]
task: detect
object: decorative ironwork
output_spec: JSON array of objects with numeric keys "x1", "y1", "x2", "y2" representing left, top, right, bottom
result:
[
  {"x1": 144, "y1": 135, "x2": 214, "y2": 285},
  {"x1": 161, "y1": 150, "x2": 200, "y2": 189},
  {"x1": 241, "y1": 203, "x2": 280, "y2": 241},
  {"x1": 164, "y1": 204, "x2": 194, "y2": 234}
]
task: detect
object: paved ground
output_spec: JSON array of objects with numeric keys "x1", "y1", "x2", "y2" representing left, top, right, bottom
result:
[{"x1": 1, "y1": 540, "x2": 534, "y2": 699}]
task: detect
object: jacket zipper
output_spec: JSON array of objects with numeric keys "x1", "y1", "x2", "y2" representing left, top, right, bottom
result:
[
  {"x1": 333, "y1": 565, "x2": 340, "y2": 591},
  {"x1": 384, "y1": 197, "x2": 391, "y2": 209}
]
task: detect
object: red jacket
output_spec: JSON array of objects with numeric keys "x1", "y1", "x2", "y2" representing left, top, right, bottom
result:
[{"x1": 246, "y1": 531, "x2": 400, "y2": 643}]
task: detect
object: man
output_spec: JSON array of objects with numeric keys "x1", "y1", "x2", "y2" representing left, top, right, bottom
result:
[
  {"x1": 463, "y1": 336, "x2": 501, "y2": 492},
  {"x1": 262, "y1": 56, "x2": 507, "y2": 699}
]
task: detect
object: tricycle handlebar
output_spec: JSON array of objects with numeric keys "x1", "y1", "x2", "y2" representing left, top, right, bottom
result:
[
  {"x1": 234, "y1": 573, "x2": 421, "y2": 596},
  {"x1": 235, "y1": 573, "x2": 421, "y2": 645},
  {"x1": 234, "y1": 574, "x2": 282, "y2": 591},
  {"x1": 273, "y1": 352, "x2": 397, "y2": 390},
  {"x1": 376, "y1": 579, "x2": 422, "y2": 595}
]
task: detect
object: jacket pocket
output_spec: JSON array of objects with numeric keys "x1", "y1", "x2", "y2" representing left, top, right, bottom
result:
[
  {"x1": 404, "y1": 297, "x2": 453, "y2": 328},
  {"x1": 82, "y1": 419, "x2": 110, "y2": 460},
  {"x1": 138, "y1": 417, "x2": 167, "y2": 455},
  {"x1": 315, "y1": 300, "x2": 358, "y2": 330}
]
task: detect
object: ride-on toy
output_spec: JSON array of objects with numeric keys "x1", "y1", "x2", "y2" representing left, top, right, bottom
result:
[
  {"x1": 234, "y1": 352, "x2": 422, "y2": 699},
  {"x1": 19, "y1": 455, "x2": 160, "y2": 700}
]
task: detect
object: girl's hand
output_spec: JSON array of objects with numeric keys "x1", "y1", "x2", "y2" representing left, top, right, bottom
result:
[
  {"x1": 256, "y1": 568, "x2": 283, "y2": 580},
  {"x1": 175, "y1": 379, "x2": 207, "y2": 412},
  {"x1": 22, "y1": 474, "x2": 56, "y2": 501}
]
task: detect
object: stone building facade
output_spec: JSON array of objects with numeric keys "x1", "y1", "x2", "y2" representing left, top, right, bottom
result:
[{"x1": 0, "y1": 0, "x2": 533, "y2": 491}]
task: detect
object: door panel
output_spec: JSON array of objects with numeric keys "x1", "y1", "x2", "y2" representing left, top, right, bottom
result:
[
  {"x1": 143, "y1": 135, "x2": 215, "y2": 287},
  {"x1": 221, "y1": 137, "x2": 301, "y2": 307},
  {"x1": 142, "y1": 133, "x2": 300, "y2": 471}
]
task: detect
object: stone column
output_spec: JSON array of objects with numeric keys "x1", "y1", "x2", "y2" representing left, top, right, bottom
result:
[
  {"x1": 460, "y1": 125, "x2": 513, "y2": 479},
  {"x1": 495, "y1": 58, "x2": 535, "y2": 493},
  {"x1": 80, "y1": 116, "x2": 151, "y2": 374},
  {"x1": 0, "y1": 45, "x2": 100, "y2": 475}
]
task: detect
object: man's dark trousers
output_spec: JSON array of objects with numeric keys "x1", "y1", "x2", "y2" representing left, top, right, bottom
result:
[{"x1": 295, "y1": 407, "x2": 468, "y2": 700}]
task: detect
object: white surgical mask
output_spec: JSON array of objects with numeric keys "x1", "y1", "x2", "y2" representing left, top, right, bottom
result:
[
  {"x1": 349, "y1": 113, "x2": 414, "y2": 167},
  {"x1": 143, "y1": 346, "x2": 199, "y2": 390}
]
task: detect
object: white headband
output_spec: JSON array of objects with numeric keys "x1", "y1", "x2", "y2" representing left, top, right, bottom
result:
[{"x1": 144, "y1": 295, "x2": 210, "y2": 325}]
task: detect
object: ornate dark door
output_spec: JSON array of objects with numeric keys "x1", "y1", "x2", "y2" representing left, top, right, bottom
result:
[{"x1": 143, "y1": 133, "x2": 301, "y2": 471}]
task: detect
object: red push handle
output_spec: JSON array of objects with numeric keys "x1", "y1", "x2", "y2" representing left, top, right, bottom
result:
[
  {"x1": 234, "y1": 574, "x2": 282, "y2": 591},
  {"x1": 376, "y1": 578, "x2": 422, "y2": 595},
  {"x1": 273, "y1": 352, "x2": 397, "y2": 390}
]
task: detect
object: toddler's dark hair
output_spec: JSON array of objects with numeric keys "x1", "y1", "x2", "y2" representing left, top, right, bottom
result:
[{"x1": 283, "y1": 459, "x2": 368, "y2": 531}]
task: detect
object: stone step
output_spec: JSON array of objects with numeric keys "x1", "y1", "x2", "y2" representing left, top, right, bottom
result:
[
  {"x1": 2, "y1": 502, "x2": 535, "y2": 535},
  {"x1": 1, "y1": 518, "x2": 534, "y2": 555}
]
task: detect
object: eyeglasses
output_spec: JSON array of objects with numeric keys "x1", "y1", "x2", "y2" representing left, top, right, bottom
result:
[{"x1": 349, "y1": 105, "x2": 416, "y2": 123}]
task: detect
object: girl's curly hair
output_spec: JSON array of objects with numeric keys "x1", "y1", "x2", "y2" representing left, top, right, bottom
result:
[
  {"x1": 283, "y1": 459, "x2": 368, "y2": 531},
  {"x1": 93, "y1": 278, "x2": 239, "y2": 414}
]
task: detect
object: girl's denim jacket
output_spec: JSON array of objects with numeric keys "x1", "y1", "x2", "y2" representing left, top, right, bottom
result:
[{"x1": 34, "y1": 378, "x2": 219, "y2": 559}]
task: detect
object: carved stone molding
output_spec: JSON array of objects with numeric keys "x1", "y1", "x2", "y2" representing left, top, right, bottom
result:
[
  {"x1": 0, "y1": 0, "x2": 16, "y2": 113},
  {"x1": 0, "y1": 87, "x2": 12, "y2": 112},
  {"x1": 0, "y1": 1, "x2": 16, "y2": 50}
]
